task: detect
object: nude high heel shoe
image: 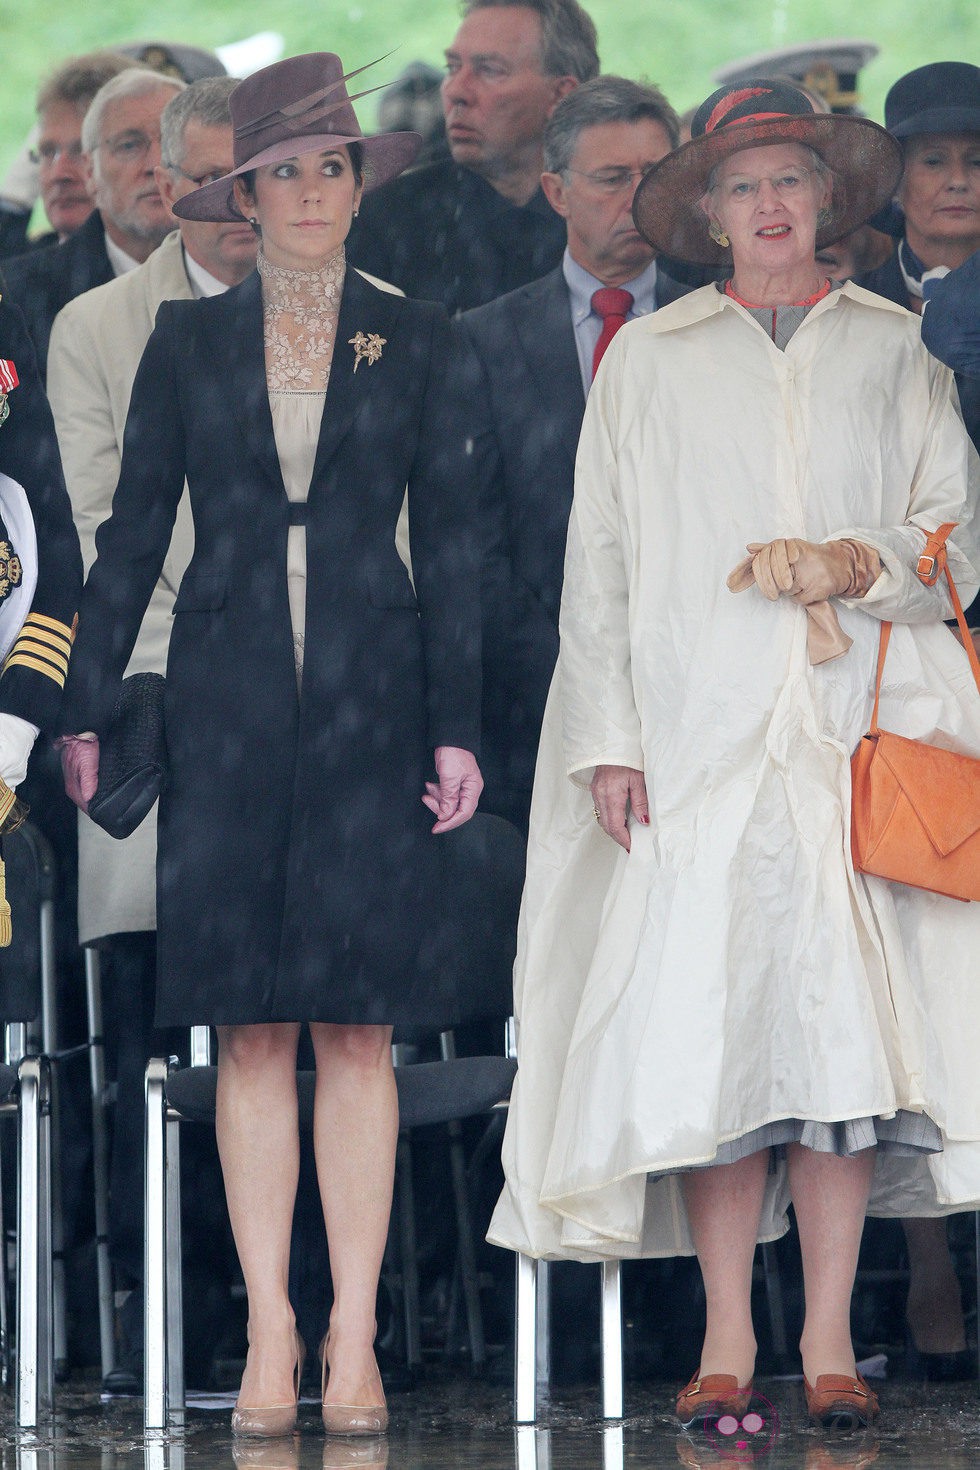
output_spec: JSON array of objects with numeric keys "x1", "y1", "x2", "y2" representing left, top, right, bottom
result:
[
  {"x1": 232, "y1": 1331, "x2": 306, "y2": 1438},
  {"x1": 320, "y1": 1333, "x2": 388, "y2": 1437}
]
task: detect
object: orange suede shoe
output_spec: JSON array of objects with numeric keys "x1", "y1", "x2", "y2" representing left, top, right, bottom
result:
[
  {"x1": 675, "y1": 1372, "x2": 753, "y2": 1427},
  {"x1": 803, "y1": 1372, "x2": 879, "y2": 1429}
]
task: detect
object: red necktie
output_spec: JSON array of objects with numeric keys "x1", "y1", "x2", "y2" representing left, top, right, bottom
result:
[{"x1": 591, "y1": 287, "x2": 634, "y2": 378}]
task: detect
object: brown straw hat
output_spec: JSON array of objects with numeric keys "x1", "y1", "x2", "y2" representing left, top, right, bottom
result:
[
  {"x1": 632, "y1": 80, "x2": 902, "y2": 266},
  {"x1": 172, "y1": 52, "x2": 421, "y2": 223}
]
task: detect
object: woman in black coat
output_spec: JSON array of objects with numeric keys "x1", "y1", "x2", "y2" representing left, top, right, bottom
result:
[{"x1": 59, "y1": 55, "x2": 483, "y2": 1438}]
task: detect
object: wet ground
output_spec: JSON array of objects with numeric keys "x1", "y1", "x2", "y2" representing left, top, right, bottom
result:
[{"x1": 1, "y1": 1373, "x2": 978, "y2": 1470}]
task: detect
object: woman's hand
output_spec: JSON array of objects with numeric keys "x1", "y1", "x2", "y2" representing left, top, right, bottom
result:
[
  {"x1": 591, "y1": 764, "x2": 649, "y2": 852},
  {"x1": 422, "y1": 746, "x2": 484, "y2": 833},
  {"x1": 56, "y1": 733, "x2": 100, "y2": 812},
  {"x1": 727, "y1": 538, "x2": 880, "y2": 604}
]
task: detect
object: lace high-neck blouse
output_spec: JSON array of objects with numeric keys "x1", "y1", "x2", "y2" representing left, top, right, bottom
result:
[
  {"x1": 258, "y1": 247, "x2": 346, "y2": 684},
  {"x1": 258, "y1": 246, "x2": 345, "y2": 392}
]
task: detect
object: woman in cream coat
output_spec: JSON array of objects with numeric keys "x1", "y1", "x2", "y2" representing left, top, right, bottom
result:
[{"x1": 490, "y1": 82, "x2": 980, "y2": 1429}]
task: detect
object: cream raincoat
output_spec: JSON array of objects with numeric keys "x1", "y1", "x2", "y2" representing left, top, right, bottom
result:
[{"x1": 489, "y1": 282, "x2": 980, "y2": 1263}]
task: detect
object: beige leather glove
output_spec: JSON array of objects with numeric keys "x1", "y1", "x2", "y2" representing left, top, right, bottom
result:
[{"x1": 727, "y1": 538, "x2": 881, "y2": 663}]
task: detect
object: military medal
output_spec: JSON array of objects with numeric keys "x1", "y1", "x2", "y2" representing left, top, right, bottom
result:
[
  {"x1": 0, "y1": 358, "x2": 18, "y2": 428},
  {"x1": 349, "y1": 332, "x2": 386, "y2": 372}
]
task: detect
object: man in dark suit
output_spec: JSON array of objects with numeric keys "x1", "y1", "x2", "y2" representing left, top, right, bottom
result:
[
  {"x1": 1, "y1": 67, "x2": 183, "y2": 378},
  {"x1": 460, "y1": 75, "x2": 686, "y2": 831},
  {"x1": 348, "y1": 0, "x2": 599, "y2": 313}
]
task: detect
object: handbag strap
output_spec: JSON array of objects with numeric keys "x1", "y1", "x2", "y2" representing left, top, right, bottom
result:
[{"x1": 870, "y1": 522, "x2": 980, "y2": 735}]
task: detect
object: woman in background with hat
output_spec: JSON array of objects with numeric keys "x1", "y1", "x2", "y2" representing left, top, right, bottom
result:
[
  {"x1": 859, "y1": 62, "x2": 980, "y2": 320},
  {"x1": 858, "y1": 61, "x2": 980, "y2": 461},
  {"x1": 57, "y1": 53, "x2": 483, "y2": 1438},
  {"x1": 489, "y1": 79, "x2": 980, "y2": 1431}
]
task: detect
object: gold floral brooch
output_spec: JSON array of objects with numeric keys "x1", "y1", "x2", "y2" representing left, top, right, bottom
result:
[{"x1": 348, "y1": 331, "x2": 386, "y2": 373}]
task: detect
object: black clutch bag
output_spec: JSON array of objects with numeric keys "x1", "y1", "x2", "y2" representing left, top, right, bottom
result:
[{"x1": 87, "y1": 672, "x2": 167, "y2": 840}]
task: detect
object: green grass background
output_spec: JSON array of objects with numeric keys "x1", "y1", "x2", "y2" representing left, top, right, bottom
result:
[{"x1": 3, "y1": 0, "x2": 978, "y2": 188}]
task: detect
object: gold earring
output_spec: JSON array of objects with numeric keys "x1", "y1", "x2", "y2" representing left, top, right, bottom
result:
[{"x1": 708, "y1": 221, "x2": 730, "y2": 248}]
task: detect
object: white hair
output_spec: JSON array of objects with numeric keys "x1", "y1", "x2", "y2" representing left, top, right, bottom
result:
[{"x1": 82, "y1": 67, "x2": 184, "y2": 177}]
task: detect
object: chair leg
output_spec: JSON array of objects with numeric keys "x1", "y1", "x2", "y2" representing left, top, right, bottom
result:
[
  {"x1": 447, "y1": 1118, "x2": 486, "y2": 1366},
  {"x1": 85, "y1": 947, "x2": 116, "y2": 1379},
  {"x1": 515, "y1": 1423, "x2": 552, "y2": 1470},
  {"x1": 603, "y1": 1423, "x2": 625, "y2": 1470},
  {"x1": 15, "y1": 1056, "x2": 53, "y2": 1428},
  {"x1": 0, "y1": 1137, "x2": 9, "y2": 1389},
  {"x1": 600, "y1": 1259, "x2": 623, "y2": 1420},
  {"x1": 760, "y1": 1241, "x2": 789, "y2": 1366},
  {"x1": 515, "y1": 1252, "x2": 538, "y2": 1422},
  {"x1": 165, "y1": 1110, "x2": 185, "y2": 1426},
  {"x1": 144, "y1": 1057, "x2": 169, "y2": 1430},
  {"x1": 395, "y1": 1133, "x2": 422, "y2": 1370},
  {"x1": 38, "y1": 893, "x2": 66, "y2": 1380}
]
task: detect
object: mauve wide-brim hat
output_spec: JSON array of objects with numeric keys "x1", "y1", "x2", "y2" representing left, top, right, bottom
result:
[
  {"x1": 885, "y1": 62, "x2": 980, "y2": 140},
  {"x1": 172, "y1": 52, "x2": 421, "y2": 223},
  {"x1": 632, "y1": 80, "x2": 903, "y2": 266}
]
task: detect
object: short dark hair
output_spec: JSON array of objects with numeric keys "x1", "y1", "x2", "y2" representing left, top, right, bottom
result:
[
  {"x1": 36, "y1": 51, "x2": 140, "y2": 117},
  {"x1": 543, "y1": 75, "x2": 680, "y2": 174},
  {"x1": 462, "y1": 0, "x2": 600, "y2": 83}
]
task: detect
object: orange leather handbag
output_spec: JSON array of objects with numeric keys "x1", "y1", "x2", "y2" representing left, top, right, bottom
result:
[{"x1": 850, "y1": 523, "x2": 980, "y2": 903}]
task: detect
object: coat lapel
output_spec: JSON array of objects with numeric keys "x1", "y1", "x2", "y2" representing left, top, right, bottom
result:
[
  {"x1": 309, "y1": 269, "x2": 401, "y2": 487},
  {"x1": 206, "y1": 271, "x2": 285, "y2": 495},
  {"x1": 508, "y1": 270, "x2": 584, "y2": 469}
]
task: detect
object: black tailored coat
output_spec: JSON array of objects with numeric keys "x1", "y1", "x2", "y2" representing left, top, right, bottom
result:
[
  {"x1": 0, "y1": 298, "x2": 81, "y2": 729},
  {"x1": 0, "y1": 211, "x2": 113, "y2": 381},
  {"x1": 458, "y1": 263, "x2": 689, "y2": 828},
  {"x1": 60, "y1": 268, "x2": 482, "y2": 1028},
  {"x1": 348, "y1": 160, "x2": 567, "y2": 315}
]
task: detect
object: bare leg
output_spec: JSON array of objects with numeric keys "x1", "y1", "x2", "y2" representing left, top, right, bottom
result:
[
  {"x1": 903, "y1": 1216, "x2": 967, "y2": 1353},
  {"x1": 215, "y1": 1021, "x2": 302, "y2": 1408},
  {"x1": 309, "y1": 1022, "x2": 397, "y2": 1408},
  {"x1": 788, "y1": 1143, "x2": 875, "y2": 1381},
  {"x1": 681, "y1": 1149, "x2": 770, "y2": 1385}
]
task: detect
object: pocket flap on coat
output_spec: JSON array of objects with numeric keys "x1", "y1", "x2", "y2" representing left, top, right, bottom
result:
[
  {"x1": 172, "y1": 574, "x2": 226, "y2": 613},
  {"x1": 876, "y1": 730, "x2": 980, "y2": 856},
  {"x1": 365, "y1": 566, "x2": 417, "y2": 610}
]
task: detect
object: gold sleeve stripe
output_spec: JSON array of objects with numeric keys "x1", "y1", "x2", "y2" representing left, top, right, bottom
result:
[
  {"x1": 1, "y1": 652, "x2": 66, "y2": 687},
  {"x1": 23, "y1": 612, "x2": 75, "y2": 644},
  {"x1": 16, "y1": 624, "x2": 72, "y2": 658},
  {"x1": 11, "y1": 636, "x2": 70, "y2": 676},
  {"x1": 20, "y1": 616, "x2": 73, "y2": 656}
]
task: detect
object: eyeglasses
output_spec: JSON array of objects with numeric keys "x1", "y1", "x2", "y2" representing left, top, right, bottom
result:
[
  {"x1": 564, "y1": 165, "x2": 655, "y2": 195},
  {"x1": 165, "y1": 163, "x2": 229, "y2": 189},
  {"x1": 98, "y1": 131, "x2": 157, "y2": 163},
  {"x1": 29, "y1": 140, "x2": 84, "y2": 167},
  {"x1": 710, "y1": 168, "x2": 812, "y2": 204}
]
